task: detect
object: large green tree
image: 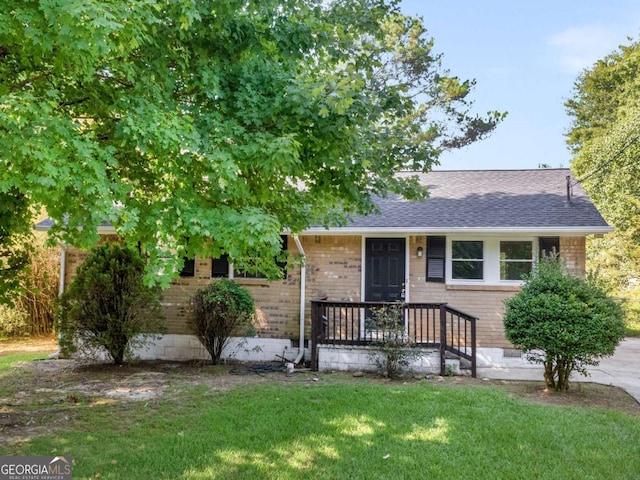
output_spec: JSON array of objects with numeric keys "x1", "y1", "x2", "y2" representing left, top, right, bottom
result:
[
  {"x1": 0, "y1": 189, "x2": 31, "y2": 303},
  {"x1": 566, "y1": 39, "x2": 640, "y2": 331},
  {"x1": 1, "y1": 0, "x2": 503, "y2": 291}
]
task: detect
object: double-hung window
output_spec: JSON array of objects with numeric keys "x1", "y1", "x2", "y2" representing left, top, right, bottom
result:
[
  {"x1": 211, "y1": 235, "x2": 288, "y2": 279},
  {"x1": 441, "y1": 237, "x2": 542, "y2": 284},
  {"x1": 499, "y1": 240, "x2": 533, "y2": 280},
  {"x1": 451, "y1": 240, "x2": 484, "y2": 280}
]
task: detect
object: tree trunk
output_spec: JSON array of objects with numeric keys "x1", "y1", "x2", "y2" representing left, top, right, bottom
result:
[{"x1": 543, "y1": 359, "x2": 556, "y2": 390}]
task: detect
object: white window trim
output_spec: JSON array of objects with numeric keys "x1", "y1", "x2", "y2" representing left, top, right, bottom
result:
[{"x1": 447, "y1": 236, "x2": 535, "y2": 285}]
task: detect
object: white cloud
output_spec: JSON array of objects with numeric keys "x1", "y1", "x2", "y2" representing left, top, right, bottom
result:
[{"x1": 549, "y1": 24, "x2": 628, "y2": 74}]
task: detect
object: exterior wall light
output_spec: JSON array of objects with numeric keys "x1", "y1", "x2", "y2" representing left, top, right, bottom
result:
[{"x1": 416, "y1": 246, "x2": 424, "y2": 258}]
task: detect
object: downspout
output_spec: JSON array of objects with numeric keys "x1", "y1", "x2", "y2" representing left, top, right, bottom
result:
[
  {"x1": 292, "y1": 235, "x2": 306, "y2": 365},
  {"x1": 54, "y1": 246, "x2": 66, "y2": 357}
]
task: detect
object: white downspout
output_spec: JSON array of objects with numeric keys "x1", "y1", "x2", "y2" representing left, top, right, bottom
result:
[
  {"x1": 292, "y1": 235, "x2": 306, "y2": 364},
  {"x1": 53, "y1": 246, "x2": 66, "y2": 358}
]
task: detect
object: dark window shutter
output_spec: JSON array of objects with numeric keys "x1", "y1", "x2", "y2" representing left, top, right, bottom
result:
[
  {"x1": 426, "y1": 236, "x2": 446, "y2": 282},
  {"x1": 212, "y1": 254, "x2": 230, "y2": 277},
  {"x1": 539, "y1": 237, "x2": 560, "y2": 259},
  {"x1": 179, "y1": 257, "x2": 195, "y2": 277},
  {"x1": 276, "y1": 235, "x2": 288, "y2": 272}
]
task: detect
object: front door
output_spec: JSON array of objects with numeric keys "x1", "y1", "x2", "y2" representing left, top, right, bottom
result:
[{"x1": 365, "y1": 238, "x2": 406, "y2": 302}]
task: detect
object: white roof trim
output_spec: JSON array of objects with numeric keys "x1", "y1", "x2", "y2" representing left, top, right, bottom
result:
[{"x1": 299, "y1": 226, "x2": 614, "y2": 235}]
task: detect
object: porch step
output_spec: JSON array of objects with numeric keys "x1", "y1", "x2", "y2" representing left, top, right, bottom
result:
[{"x1": 444, "y1": 356, "x2": 473, "y2": 376}]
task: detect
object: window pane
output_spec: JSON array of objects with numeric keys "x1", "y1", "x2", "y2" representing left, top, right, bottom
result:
[
  {"x1": 501, "y1": 261, "x2": 532, "y2": 280},
  {"x1": 452, "y1": 241, "x2": 483, "y2": 260},
  {"x1": 500, "y1": 241, "x2": 533, "y2": 280},
  {"x1": 452, "y1": 260, "x2": 483, "y2": 279},
  {"x1": 500, "y1": 241, "x2": 532, "y2": 260}
]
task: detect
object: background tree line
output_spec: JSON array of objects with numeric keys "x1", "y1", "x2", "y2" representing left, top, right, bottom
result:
[{"x1": 566, "y1": 37, "x2": 640, "y2": 334}]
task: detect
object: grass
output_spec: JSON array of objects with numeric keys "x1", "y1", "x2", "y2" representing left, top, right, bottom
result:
[
  {"x1": 0, "y1": 352, "x2": 49, "y2": 371},
  {"x1": 2, "y1": 380, "x2": 639, "y2": 479},
  {"x1": 0, "y1": 353, "x2": 50, "y2": 397},
  {"x1": 625, "y1": 318, "x2": 640, "y2": 337}
]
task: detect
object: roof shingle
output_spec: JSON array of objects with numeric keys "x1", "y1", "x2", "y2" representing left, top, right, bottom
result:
[{"x1": 345, "y1": 169, "x2": 609, "y2": 231}]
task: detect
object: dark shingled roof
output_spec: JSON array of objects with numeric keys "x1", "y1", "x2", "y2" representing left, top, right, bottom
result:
[
  {"x1": 36, "y1": 169, "x2": 610, "y2": 234},
  {"x1": 340, "y1": 169, "x2": 609, "y2": 232}
]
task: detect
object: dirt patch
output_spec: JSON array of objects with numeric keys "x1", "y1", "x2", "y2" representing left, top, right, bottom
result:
[
  {"x1": 432, "y1": 374, "x2": 640, "y2": 416},
  {"x1": 0, "y1": 335, "x2": 58, "y2": 356}
]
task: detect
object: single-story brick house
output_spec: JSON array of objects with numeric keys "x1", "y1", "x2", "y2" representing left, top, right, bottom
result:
[{"x1": 39, "y1": 168, "x2": 611, "y2": 374}]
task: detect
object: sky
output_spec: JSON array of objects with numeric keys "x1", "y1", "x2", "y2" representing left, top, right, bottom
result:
[{"x1": 399, "y1": 0, "x2": 640, "y2": 171}]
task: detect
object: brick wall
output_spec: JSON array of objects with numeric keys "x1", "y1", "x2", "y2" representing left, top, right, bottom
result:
[
  {"x1": 160, "y1": 253, "x2": 302, "y2": 339},
  {"x1": 62, "y1": 233, "x2": 588, "y2": 349},
  {"x1": 408, "y1": 235, "x2": 588, "y2": 348},
  {"x1": 560, "y1": 236, "x2": 586, "y2": 277},
  {"x1": 409, "y1": 235, "x2": 518, "y2": 348}
]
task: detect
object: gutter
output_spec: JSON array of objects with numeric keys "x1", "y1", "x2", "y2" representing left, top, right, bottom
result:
[
  {"x1": 52, "y1": 246, "x2": 66, "y2": 358},
  {"x1": 299, "y1": 226, "x2": 615, "y2": 235},
  {"x1": 292, "y1": 235, "x2": 306, "y2": 365}
]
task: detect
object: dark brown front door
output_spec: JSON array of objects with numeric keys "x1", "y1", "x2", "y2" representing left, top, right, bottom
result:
[{"x1": 365, "y1": 238, "x2": 406, "y2": 302}]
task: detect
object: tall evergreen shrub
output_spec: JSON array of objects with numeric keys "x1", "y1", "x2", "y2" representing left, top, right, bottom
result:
[{"x1": 56, "y1": 242, "x2": 164, "y2": 364}]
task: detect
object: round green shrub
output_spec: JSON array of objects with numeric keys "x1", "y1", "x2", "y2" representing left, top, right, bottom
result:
[
  {"x1": 190, "y1": 280, "x2": 256, "y2": 364},
  {"x1": 504, "y1": 258, "x2": 625, "y2": 391}
]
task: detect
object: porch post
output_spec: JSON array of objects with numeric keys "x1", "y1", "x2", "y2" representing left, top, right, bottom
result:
[
  {"x1": 310, "y1": 301, "x2": 320, "y2": 371},
  {"x1": 471, "y1": 313, "x2": 477, "y2": 378},
  {"x1": 439, "y1": 304, "x2": 447, "y2": 376}
]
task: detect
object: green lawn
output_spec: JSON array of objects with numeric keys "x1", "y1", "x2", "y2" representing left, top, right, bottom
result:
[
  {"x1": 2, "y1": 379, "x2": 639, "y2": 479},
  {"x1": 0, "y1": 352, "x2": 49, "y2": 371}
]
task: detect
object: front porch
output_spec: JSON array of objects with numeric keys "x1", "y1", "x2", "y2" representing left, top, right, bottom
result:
[{"x1": 310, "y1": 301, "x2": 478, "y2": 377}]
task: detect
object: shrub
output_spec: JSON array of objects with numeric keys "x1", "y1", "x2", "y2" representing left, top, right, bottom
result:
[
  {"x1": 189, "y1": 280, "x2": 256, "y2": 365},
  {"x1": 0, "y1": 234, "x2": 59, "y2": 338},
  {"x1": 504, "y1": 257, "x2": 625, "y2": 391},
  {"x1": 0, "y1": 304, "x2": 28, "y2": 338},
  {"x1": 56, "y1": 242, "x2": 164, "y2": 364},
  {"x1": 365, "y1": 303, "x2": 419, "y2": 378}
]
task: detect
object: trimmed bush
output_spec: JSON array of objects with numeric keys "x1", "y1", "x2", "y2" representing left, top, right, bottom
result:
[
  {"x1": 56, "y1": 242, "x2": 164, "y2": 364},
  {"x1": 190, "y1": 280, "x2": 256, "y2": 365},
  {"x1": 504, "y1": 257, "x2": 625, "y2": 391}
]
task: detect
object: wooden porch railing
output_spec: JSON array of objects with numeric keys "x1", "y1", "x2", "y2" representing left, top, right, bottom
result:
[{"x1": 310, "y1": 300, "x2": 477, "y2": 377}]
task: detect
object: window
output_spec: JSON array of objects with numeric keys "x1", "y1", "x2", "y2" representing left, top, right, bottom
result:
[
  {"x1": 179, "y1": 257, "x2": 195, "y2": 277},
  {"x1": 539, "y1": 237, "x2": 560, "y2": 259},
  {"x1": 447, "y1": 237, "x2": 537, "y2": 284},
  {"x1": 211, "y1": 236, "x2": 288, "y2": 279},
  {"x1": 452, "y1": 240, "x2": 484, "y2": 280},
  {"x1": 500, "y1": 240, "x2": 533, "y2": 280},
  {"x1": 426, "y1": 236, "x2": 446, "y2": 282}
]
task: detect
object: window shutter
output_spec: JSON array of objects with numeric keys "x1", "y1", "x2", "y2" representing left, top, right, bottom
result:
[
  {"x1": 426, "y1": 236, "x2": 446, "y2": 282},
  {"x1": 179, "y1": 257, "x2": 195, "y2": 277},
  {"x1": 539, "y1": 237, "x2": 560, "y2": 259},
  {"x1": 211, "y1": 254, "x2": 230, "y2": 277},
  {"x1": 276, "y1": 235, "x2": 288, "y2": 272}
]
